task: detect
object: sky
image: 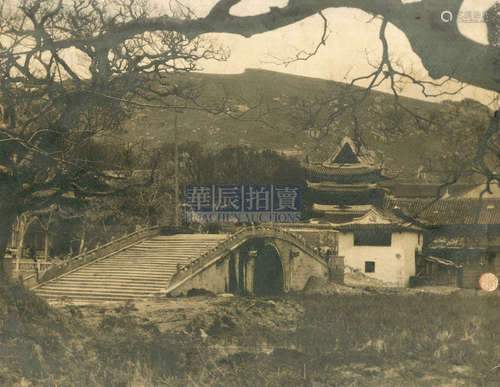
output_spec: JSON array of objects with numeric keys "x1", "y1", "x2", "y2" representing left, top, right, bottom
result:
[
  {"x1": 149, "y1": 0, "x2": 499, "y2": 108},
  {"x1": 3, "y1": 0, "x2": 499, "y2": 107}
]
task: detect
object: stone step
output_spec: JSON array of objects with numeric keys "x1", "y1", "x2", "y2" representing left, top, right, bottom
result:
[
  {"x1": 62, "y1": 276, "x2": 171, "y2": 281},
  {"x1": 117, "y1": 252, "x2": 205, "y2": 255},
  {"x1": 110, "y1": 252, "x2": 196, "y2": 255},
  {"x1": 39, "y1": 288, "x2": 165, "y2": 296},
  {"x1": 91, "y1": 258, "x2": 185, "y2": 262},
  {"x1": 67, "y1": 268, "x2": 176, "y2": 274},
  {"x1": 152, "y1": 235, "x2": 227, "y2": 238},
  {"x1": 71, "y1": 270, "x2": 174, "y2": 276},
  {"x1": 93, "y1": 261, "x2": 187, "y2": 266},
  {"x1": 34, "y1": 233, "x2": 229, "y2": 302},
  {"x1": 81, "y1": 263, "x2": 178, "y2": 270},
  {"x1": 119, "y1": 250, "x2": 214, "y2": 254},
  {"x1": 46, "y1": 297, "x2": 144, "y2": 303},
  {"x1": 35, "y1": 287, "x2": 160, "y2": 296},
  {"x1": 47, "y1": 278, "x2": 169, "y2": 286},
  {"x1": 72, "y1": 267, "x2": 175, "y2": 273},
  {"x1": 96, "y1": 257, "x2": 189, "y2": 261},
  {"x1": 61, "y1": 273, "x2": 171, "y2": 280},
  {"x1": 86, "y1": 267, "x2": 178, "y2": 271},
  {"x1": 129, "y1": 244, "x2": 217, "y2": 246},
  {"x1": 40, "y1": 283, "x2": 165, "y2": 292},
  {"x1": 36, "y1": 291, "x2": 155, "y2": 301},
  {"x1": 65, "y1": 273, "x2": 172, "y2": 280},
  {"x1": 114, "y1": 255, "x2": 193, "y2": 258}
]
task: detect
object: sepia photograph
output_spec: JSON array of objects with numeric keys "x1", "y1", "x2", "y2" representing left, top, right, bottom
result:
[{"x1": 0, "y1": 0, "x2": 500, "y2": 385}]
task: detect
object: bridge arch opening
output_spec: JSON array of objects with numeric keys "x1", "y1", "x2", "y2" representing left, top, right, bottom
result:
[{"x1": 253, "y1": 244, "x2": 284, "y2": 296}]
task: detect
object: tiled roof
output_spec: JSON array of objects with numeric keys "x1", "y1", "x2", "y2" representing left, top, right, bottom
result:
[
  {"x1": 426, "y1": 236, "x2": 490, "y2": 250},
  {"x1": 312, "y1": 206, "x2": 422, "y2": 231},
  {"x1": 380, "y1": 183, "x2": 472, "y2": 199},
  {"x1": 381, "y1": 184, "x2": 441, "y2": 198},
  {"x1": 419, "y1": 199, "x2": 500, "y2": 225},
  {"x1": 305, "y1": 164, "x2": 379, "y2": 176},
  {"x1": 384, "y1": 197, "x2": 434, "y2": 217},
  {"x1": 307, "y1": 181, "x2": 378, "y2": 191},
  {"x1": 385, "y1": 198, "x2": 500, "y2": 225},
  {"x1": 312, "y1": 204, "x2": 373, "y2": 213},
  {"x1": 311, "y1": 214, "x2": 366, "y2": 224}
]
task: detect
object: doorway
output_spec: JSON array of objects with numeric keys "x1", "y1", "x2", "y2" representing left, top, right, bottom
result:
[{"x1": 253, "y1": 244, "x2": 284, "y2": 296}]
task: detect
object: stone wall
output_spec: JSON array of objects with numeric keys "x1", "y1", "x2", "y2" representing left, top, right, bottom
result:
[
  {"x1": 170, "y1": 255, "x2": 231, "y2": 296},
  {"x1": 169, "y1": 237, "x2": 331, "y2": 296}
]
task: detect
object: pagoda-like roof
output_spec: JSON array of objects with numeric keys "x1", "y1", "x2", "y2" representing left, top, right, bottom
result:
[
  {"x1": 306, "y1": 163, "x2": 379, "y2": 177},
  {"x1": 305, "y1": 137, "x2": 385, "y2": 183},
  {"x1": 323, "y1": 137, "x2": 378, "y2": 168},
  {"x1": 307, "y1": 180, "x2": 380, "y2": 192}
]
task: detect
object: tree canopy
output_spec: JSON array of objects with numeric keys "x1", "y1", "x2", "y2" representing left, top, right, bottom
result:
[{"x1": 0, "y1": 0, "x2": 499, "y2": 280}]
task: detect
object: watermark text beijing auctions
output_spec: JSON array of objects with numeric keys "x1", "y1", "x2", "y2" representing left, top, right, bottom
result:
[
  {"x1": 185, "y1": 184, "x2": 301, "y2": 223},
  {"x1": 441, "y1": 8, "x2": 497, "y2": 23}
]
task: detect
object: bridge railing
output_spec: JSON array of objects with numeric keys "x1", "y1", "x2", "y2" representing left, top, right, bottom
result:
[
  {"x1": 168, "y1": 224, "x2": 327, "y2": 289},
  {"x1": 14, "y1": 259, "x2": 53, "y2": 273},
  {"x1": 33, "y1": 225, "x2": 172, "y2": 287}
]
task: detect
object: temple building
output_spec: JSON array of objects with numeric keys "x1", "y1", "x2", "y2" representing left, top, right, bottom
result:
[
  {"x1": 386, "y1": 183, "x2": 500, "y2": 288},
  {"x1": 303, "y1": 137, "x2": 423, "y2": 287},
  {"x1": 302, "y1": 137, "x2": 500, "y2": 289},
  {"x1": 305, "y1": 137, "x2": 387, "y2": 221}
]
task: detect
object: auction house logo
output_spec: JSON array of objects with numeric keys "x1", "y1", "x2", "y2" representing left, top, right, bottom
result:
[{"x1": 185, "y1": 184, "x2": 301, "y2": 223}]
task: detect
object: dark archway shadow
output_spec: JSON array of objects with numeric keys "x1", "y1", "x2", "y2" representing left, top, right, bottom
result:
[{"x1": 253, "y1": 244, "x2": 284, "y2": 296}]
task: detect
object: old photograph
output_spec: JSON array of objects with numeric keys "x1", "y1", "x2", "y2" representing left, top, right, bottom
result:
[{"x1": 1, "y1": 0, "x2": 500, "y2": 385}]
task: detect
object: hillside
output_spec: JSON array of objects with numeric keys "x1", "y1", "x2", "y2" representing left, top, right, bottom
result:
[{"x1": 116, "y1": 69, "x2": 491, "y2": 183}]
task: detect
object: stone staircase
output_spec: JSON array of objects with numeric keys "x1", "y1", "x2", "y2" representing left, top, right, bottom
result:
[{"x1": 33, "y1": 234, "x2": 228, "y2": 302}]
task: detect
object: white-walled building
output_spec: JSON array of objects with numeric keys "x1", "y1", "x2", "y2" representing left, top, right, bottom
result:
[
  {"x1": 305, "y1": 137, "x2": 423, "y2": 287},
  {"x1": 334, "y1": 208, "x2": 422, "y2": 287}
]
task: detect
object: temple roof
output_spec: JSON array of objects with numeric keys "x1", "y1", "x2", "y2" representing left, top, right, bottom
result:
[
  {"x1": 333, "y1": 141, "x2": 359, "y2": 164},
  {"x1": 385, "y1": 198, "x2": 500, "y2": 225},
  {"x1": 324, "y1": 137, "x2": 377, "y2": 167},
  {"x1": 426, "y1": 236, "x2": 490, "y2": 250},
  {"x1": 306, "y1": 164, "x2": 379, "y2": 177},
  {"x1": 418, "y1": 199, "x2": 500, "y2": 225},
  {"x1": 307, "y1": 180, "x2": 380, "y2": 191},
  {"x1": 310, "y1": 204, "x2": 422, "y2": 230},
  {"x1": 312, "y1": 204, "x2": 372, "y2": 223}
]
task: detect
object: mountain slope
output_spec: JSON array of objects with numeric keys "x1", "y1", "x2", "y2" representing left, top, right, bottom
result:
[{"x1": 118, "y1": 69, "x2": 491, "y2": 182}]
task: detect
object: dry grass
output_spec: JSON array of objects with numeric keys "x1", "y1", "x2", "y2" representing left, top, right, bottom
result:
[{"x1": 1, "y1": 285, "x2": 500, "y2": 386}]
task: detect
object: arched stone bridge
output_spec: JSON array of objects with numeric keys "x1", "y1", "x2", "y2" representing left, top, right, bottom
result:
[{"x1": 166, "y1": 225, "x2": 344, "y2": 296}]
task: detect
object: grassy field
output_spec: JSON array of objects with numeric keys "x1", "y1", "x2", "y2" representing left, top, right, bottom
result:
[{"x1": 1, "y1": 284, "x2": 499, "y2": 386}]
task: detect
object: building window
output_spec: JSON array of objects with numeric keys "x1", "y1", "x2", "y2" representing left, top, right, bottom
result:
[
  {"x1": 354, "y1": 230, "x2": 391, "y2": 246},
  {"x1": 365, "y1": 261, "x2": 375, "y2": 273}
]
